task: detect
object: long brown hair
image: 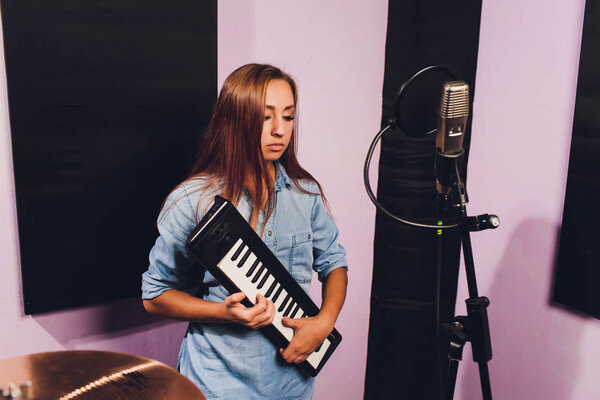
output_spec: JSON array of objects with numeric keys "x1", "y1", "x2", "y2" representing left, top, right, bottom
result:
[{"x1": 185, "y1": 63, "x2": 324, "y2": 228}]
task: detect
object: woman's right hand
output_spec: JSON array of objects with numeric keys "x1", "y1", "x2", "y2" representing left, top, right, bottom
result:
[{"x1": 222, "y1": 292, "x2": 275, "y2": 329}]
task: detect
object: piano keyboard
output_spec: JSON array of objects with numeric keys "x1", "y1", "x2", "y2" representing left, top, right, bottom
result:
[
  {"x1": 218, "y1": 239, "x2": 331, "y2": 369},
  {"x1": 186, "y1": 196, "x2": 341, "y2": 376}
]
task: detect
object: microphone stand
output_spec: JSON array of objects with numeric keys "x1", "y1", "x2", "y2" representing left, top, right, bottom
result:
[
  {"x1": 362, "y1": 65, "x2": 499, "y2": 400},
  {"x1": 438, "y1": 152, "x2": 497, "y2": 400}
]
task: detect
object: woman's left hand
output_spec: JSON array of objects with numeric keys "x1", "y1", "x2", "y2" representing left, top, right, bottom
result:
[{"x1": 279, "y1": 315, "x2": 334, "y2": 364}]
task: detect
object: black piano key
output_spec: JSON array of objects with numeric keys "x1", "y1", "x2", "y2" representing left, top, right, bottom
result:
[
  {"x1": 231, "y1": 242, "x2": 245, "y2": 261},
  {"x1": 252, "y1": 264, "x2": 266, "y2": 284},
  {"x1": 237, "y1": 248, "x2": 252, "y2": 268},
  {"x1": 301, "y1": 312, "x2": 307, "y2": 318},
  {"x1": 245, "y1": 259, "x2": 260, "y2": 277},
  {"x1": 290, "y1": 304, "x2": 300, "y2": 319},
  {"x1": 278, "y1": 294, "x2": 291, "y2": 312},
  {"x1": 265, "y1": 280, "x2": 278, "y2": 298},
  {"x1": 257, "y1": 271, "x2": 270, "y2": 289},
  {"x1": 283, "y1": 300, "x2": 295, "y2": 317},
  {"x1": 272, "y1": 285, "x2": 283, "y2": 302}
]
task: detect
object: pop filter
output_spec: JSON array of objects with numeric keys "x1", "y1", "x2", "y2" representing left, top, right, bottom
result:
[
  {"x1": 392, "y1": 65, "x2": 456, "y2": 137},
  {"x1": 365, "y1": 65, "x2": 460, "y2": 229}
]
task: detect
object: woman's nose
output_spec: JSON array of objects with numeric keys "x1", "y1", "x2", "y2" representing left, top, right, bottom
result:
[{"x1": 271, "y1": 117, "x2": 284, "y2": 136}]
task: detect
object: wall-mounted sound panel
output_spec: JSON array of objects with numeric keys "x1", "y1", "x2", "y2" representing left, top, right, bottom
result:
[
  {"x1": 1, "y1": 0, "x2": 217, "y2": 314},
  {"x1": 553, "y1": 1, "x2": 600, "y2": 320}
]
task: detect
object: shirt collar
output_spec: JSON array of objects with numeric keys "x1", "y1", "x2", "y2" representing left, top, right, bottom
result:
[{"x1": 274, "y1": 162, "x2": 292, "y2": 192}]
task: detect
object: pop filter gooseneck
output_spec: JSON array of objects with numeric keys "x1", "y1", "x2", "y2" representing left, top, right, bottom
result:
[{"x1": 363, "y1": 64, "x2": 459, "y2": 229}]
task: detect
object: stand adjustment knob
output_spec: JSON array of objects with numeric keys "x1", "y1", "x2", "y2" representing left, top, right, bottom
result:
[
  {"x1": 2, "y1": 383, "x2": 20, "y2": 399},
  {"x1": 489, "y1": 215, "x2": 500, "y2": 228},
  {"x1": 1, "y1": 381, "x2": 31, "y2": 399}
]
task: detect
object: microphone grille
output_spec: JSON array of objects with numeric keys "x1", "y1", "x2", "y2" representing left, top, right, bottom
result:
[{"x1": 440, "y1": 81, "x2": 469, "y2": 118}]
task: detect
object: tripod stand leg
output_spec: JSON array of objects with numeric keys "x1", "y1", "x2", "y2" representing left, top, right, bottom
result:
[
  {"x1": 446, "y1": 358, "x2": 459, "y2": 400},
  {"x1": 441, "y1": 320, "x2": 467, "y2": 400},
  {"x1": 446, "y1": 341, "x2": 464, "y2": 400},
  {"x1": 446, "y1": 353, "x2": 493, "y2": 400},
  {"x1": 478, "y1": 363, "x2": 492, "y2": 400},
  {"x1": 461, "y1": 212, "x2": 493, "y2": 400}
]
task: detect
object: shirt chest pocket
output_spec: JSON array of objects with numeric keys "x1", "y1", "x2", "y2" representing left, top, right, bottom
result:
[{"x1": 288, "y1": 232, "x2": 314, "y2": 284}]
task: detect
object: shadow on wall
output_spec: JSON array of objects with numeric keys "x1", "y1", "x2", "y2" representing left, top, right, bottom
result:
[
  {"x1": 457, "y1": 219, "x2": 584, "y2": 400},
  {"x1": 31, "y1": 295, "x2": 186, "y2": 365}
]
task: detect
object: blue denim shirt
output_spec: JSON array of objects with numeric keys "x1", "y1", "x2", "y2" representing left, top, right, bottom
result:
[{"x1": 142, "y1": 163, "x2": 347, "y2": 399}]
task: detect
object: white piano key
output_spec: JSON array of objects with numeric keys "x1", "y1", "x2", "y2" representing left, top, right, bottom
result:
[
  {"x1": 258, "y1": 274, "x2": 276, "y2": 296},
  {"x1": 251, "y1": 264, "x2": 267, "y2": 284},
  {"x1": 306, "y1": 339, "x2": 331, "y2": 369},
  {"x1": 289, "y1": 303, "x2": 300, "y2": 319},
  {"x1": 273, "y1": 288, "x2": 288, "y2": 310},
  {"x1": 238, "y1": 247, "x2": 252, "y2": 265},
  {"x1": 283, "y1": 300, "x2": 296, "y2": 317},
  {"x1": 239, "y1": 253, "x2": 257, "y2": 275},
  {"x1": 270, "y1": 283, "x2": 283, "y2": 302},
  {"x1": 278, "y1": 294, "x2": 292, "y2": 313},
  {"x1": 229, "y1": 241, "x2": 246, "y2": 261},
  {"x1": 245, "y1": 256, "x2": 261, "y2": 277},
  {"x1": 271, "y1": 310, "x2": 294, "y2": 341},
  {"x1": 257, "y1": 269, "x2": 270, "y2": 289}
]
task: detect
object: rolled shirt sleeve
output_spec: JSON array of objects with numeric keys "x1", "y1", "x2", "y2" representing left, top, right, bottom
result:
[
  {"x1": 310, "y1": 190, "x2": 348, "y2": 282},
  {"x1": 141, "y1": 184, "x2": 201, "y2": 300}
]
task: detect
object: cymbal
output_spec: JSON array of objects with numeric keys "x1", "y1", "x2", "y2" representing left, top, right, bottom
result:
[{"x1": 0, "y1": 350, "x2": 206, "y2": 399}]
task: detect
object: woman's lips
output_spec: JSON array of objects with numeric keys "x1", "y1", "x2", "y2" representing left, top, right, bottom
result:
[{"x1": 267, "y1": 144, "x2": 284, "y2": 151}]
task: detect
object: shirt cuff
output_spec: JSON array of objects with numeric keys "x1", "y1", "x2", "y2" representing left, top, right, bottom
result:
[{"x1": 316, "y1": 257, "x2": 348, "y2": 282}]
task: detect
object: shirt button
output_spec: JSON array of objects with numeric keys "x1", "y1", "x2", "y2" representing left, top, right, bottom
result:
[
  {"x1": 308, "y1": 234, "x2": 311, "y2": 239},
  {"x1": 268, "y1": 231, "x2": 273, "y2": 236}
]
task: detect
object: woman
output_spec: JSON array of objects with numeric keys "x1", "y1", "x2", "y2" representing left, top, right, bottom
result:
[{"x1": 142, "y1": 63, "x2": 348, "y2": 399}]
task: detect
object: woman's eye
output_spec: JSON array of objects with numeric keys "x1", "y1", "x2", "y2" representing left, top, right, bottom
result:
[
  {"x1": 283, "y1": 116, "x2": 295, "y2": 121},
  {"x1": 264, "y1": 115, "x2": 272, "y2": 120}
]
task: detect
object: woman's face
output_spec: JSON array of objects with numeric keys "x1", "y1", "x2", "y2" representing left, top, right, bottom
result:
[{"x1": 261, "y1": 79, "x2": 295, "y2": 164}]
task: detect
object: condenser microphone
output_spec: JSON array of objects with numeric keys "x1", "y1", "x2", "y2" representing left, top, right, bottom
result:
[{"x1": 435, "y1": 81, "x2": 469, "y2": 195}]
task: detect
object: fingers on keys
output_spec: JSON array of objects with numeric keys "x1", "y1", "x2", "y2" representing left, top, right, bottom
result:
[
  {"x1": 224, "y1": 291, "x2": 246, "y2": 307},
  {"x1": 252, "y1": 294, "x2": 275, "y2": 328},
  {"x1": 278, "y1": 318, "x2": 304, "y2": 363},
  {"x1": 225, "y1": 292, "x2": 274, "y2": 329}
]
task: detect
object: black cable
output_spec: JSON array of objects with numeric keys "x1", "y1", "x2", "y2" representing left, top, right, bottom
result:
[
  {"x1": 394, "y1": 64, "x2": 456, "y2": 136},
  {"x1": 362, "y1": 124, "x2": 460, "y2": 229}
]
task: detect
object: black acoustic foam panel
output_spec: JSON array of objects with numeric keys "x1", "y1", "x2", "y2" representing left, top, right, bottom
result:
[
  {"x1": 1, "y1": 0, "x2": 216, "y2": 314},
  {"x1": 365, "y1": 1, "x2": 482, "y2": 398},
  {"x1": 553, "y1": 0, "x2": 600, "y2": 320}
]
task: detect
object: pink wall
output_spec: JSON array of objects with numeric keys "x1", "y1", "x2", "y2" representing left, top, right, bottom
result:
[
  {"x1": 455, "y1": 0, "x2": 600, "y2": 399},
  {"x1": 2, "y1": 1, "x2": 599, "y2": 399},
  {"x1": 0, "y1": 2, "x2": 387, "y2": 400}
]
